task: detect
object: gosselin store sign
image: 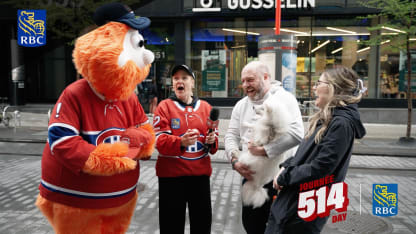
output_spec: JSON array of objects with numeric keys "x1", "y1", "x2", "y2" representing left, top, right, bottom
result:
[{"x1": 192, "y1": 0, "x2": 315, "y2": 12}]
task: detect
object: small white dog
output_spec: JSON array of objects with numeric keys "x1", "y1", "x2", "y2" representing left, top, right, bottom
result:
[{"x1": 238, "y1": 98, "x2": 291, "y2": 208}]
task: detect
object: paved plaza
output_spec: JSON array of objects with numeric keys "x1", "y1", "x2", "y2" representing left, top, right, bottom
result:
[
  {"x1": 0, "y1": 152, "x2": 416, "y2": 234},
  {"x1": 0, "y1": 109, "x2": 415, "y2": 233}
]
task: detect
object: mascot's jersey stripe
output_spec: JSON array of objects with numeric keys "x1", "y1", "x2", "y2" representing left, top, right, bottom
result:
[
  {"x1": 41, "y1": 180, "x2": 136, "y2": 199},
  {"x1": 48, "y1": 123, "x2": 79, "y2": 152}
]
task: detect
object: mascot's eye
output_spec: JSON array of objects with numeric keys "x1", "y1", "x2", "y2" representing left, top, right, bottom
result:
[{"x1": 138, "y1": 40, "x2": 144, "y2": 48}]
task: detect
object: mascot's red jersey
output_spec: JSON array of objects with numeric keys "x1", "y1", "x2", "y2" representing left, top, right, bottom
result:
[
  {"x1": 39, "y1": 79, "x2": 148, "y2": 209},
  {"x1": 154, "y1": 97, "x2": 218, "y2": 178}
]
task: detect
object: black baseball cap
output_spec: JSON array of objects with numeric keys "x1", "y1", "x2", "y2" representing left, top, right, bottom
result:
[
  {"x1": 171, "y1": 64, "x2": 195, "y2": 79},
  {"x1": 93, "y1": 2, "x2": 151, "y2": 30}
]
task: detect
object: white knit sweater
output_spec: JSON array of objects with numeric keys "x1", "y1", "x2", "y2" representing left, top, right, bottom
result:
[{"x1": 224, "y1": 81, "x2": 304, "y2": 160}]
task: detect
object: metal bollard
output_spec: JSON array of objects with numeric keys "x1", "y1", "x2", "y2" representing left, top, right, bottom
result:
[
  {"x1": 2, "y1": 106, "x2": 10, "y2": 127},
  {"x1": 48, "y1": 109, "x2": 51, "y2": 123},
  {"x1": 14, "y1": 110, "x2": 21, "y2": 127}
]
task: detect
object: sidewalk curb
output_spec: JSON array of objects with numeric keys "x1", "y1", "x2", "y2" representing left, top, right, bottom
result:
[{"x1": 0, "y1": 138, "x2": 45, "y2": 143}]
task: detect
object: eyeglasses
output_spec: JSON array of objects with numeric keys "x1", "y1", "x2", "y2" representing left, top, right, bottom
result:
[{"x1": 314, "y1": 80, "x2": 329, "y2": 87}]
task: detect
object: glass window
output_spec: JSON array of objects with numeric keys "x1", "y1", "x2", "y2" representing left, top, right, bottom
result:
[
  {"x1": 379, "y1": 35, "x2": 416, "y2": 99},
  {"x1": 189, "y1": 16, "x2": 380, "y2": 99},
  {"x1": 141, "y1": 22, "x2": 175, "y2": 109},
  {"x1": 309, "y1": 16, "x2": 370, "y2": 98},
  {"x1": 191, "y1": 18, "x2": 248, "y2": 98}
]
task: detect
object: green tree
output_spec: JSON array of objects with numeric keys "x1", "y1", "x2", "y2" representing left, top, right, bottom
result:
[
  {"x1": 359, "y1": 0, "x2": 416, "y2": 142},
  {"x1": 3, "y1": 0, "x2": 153, "y2": 42}
]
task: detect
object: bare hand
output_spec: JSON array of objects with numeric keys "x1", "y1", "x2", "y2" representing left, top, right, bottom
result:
[
  {"x1": 234, "y1": 161, "x2": 255, "y2": 181},
  {"x1": 248, "y1": 141, "x2": 267, "y2": 157},
  {"x1": 181, "y1": 129, "x2": 199, "y2": 147},
  {"x1": 205, "y1": 131, "x2": 216, "y2": 145},
  {"x1": 273, "y1": 167, "x2": 285, "y2": 190}
]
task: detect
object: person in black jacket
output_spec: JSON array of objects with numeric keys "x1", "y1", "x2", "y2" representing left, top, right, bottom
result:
[{"x1": 265, "y1": 66, "x2": 367, "y2": 234}]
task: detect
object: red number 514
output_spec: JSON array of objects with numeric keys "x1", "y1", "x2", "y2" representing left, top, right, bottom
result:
[{"x1": 297, "y1": 182, "x2": 349, "y2": 221}]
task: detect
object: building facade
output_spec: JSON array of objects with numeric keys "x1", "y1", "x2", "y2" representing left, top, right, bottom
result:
[
  {"x1": 1, "y1": 0, "x2": 415, "y2": 110},
  {"x1": 136, "y1": 0, "x2": 416, "y2": 108}
]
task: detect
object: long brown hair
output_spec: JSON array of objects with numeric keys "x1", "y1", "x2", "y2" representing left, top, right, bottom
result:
[{"x1": 306, "y1": 66, "x2": 363, "y2": 143}]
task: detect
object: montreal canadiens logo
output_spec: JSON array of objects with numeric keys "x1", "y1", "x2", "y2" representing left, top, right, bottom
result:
[
  {"x1": 95, "y1": 128, "x2": 125, "y2": 145},
  {"x1": 185, "y1": 141, "x2": 204, "y2": 153}
]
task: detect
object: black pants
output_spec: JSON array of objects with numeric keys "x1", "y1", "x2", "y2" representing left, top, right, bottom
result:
[
  {"x1": 158, "y1": 176, "x2": 212, "y2": 234},
  {"x1": 265, "y1": 203, "x2": 329, "y2": 234},
  {"x1": 242, "y1": 180, "x2": 276, "y2": 234}
]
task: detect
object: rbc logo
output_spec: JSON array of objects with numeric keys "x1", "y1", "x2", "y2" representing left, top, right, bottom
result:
[
  {"x1": 373, "y1": 184, "x2": 398, "y2": 217},
  {"x1": 17, "y1": 10, "x2": 46, "y2": 47},
  {"x1": 171, "y1": 118, "x2": 180, "y2": 129}
]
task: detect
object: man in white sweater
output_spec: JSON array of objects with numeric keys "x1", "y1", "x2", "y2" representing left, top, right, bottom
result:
[{"x1": 224, "y1": 61, "x2": 304, "y2": 234}]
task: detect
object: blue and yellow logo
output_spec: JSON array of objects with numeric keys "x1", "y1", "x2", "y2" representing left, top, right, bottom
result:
[
  {"x1": 372, "y1": 184, "x2": 398, "y2": 217},
  {"x1": 171, "y1": 118, "x2": 180, "y2": 129},
  {"x1": 17, "y1": 10, "x2": 46, "y2": 47}
]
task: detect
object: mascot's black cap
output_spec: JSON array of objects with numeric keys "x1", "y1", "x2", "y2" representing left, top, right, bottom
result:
[
  {"x1": 93, "y1": 2, "x2": 151, "y2": 30},
  {"x1": 171, "y1": 64, "x2": 196, "y2": 79}
]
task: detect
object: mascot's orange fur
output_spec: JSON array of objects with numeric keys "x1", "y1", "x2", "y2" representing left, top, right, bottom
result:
[{"x1": 35, "y1": 3, "x2": 155, "y2": 233}]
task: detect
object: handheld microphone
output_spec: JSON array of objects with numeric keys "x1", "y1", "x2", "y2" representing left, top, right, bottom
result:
[{"x1": 204, "y1": 108, "x2": 220, "y2": 152}]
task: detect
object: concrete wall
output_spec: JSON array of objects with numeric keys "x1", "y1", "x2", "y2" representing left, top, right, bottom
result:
[{"x1": 359, "y1": 108, "x2": 416, "y2": 124}]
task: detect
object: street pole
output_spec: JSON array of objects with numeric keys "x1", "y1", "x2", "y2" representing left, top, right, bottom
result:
[
  {"x1": 258, "y1": 0, "x2": 297, "y2": 95},
  {"x1": 275, "y1": 0, "x2": 281, "y2": 35},
  {"x1": 10, "y1": 27, "x2": 25, "y2": 106}
]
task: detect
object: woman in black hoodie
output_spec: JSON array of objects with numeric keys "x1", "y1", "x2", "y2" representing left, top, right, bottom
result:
[{"x1": 265, "y1": 66, "x2": 367, "y2": 234}]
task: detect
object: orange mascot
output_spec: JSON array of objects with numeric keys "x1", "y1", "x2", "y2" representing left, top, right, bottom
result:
[{"x1": 35, "y1": 2, "x2": 155, "y2": 233}]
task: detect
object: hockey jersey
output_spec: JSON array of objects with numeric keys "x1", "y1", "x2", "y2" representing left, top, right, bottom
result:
[
  {"x1": 154, "y1": 97, "x2": 218, "y2": 178},
  {"x1": 39, "y1": 79, "x2": 148, "y2": 209}
]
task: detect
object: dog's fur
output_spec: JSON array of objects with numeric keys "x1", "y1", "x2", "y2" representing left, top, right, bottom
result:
[{"x1": 238, "y1": 98, "x2": 291, "y2": 208}]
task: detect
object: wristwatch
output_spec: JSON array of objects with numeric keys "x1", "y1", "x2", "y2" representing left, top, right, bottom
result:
[{"x1": 231, "y1": 157, "x2": 238, "y2": 170}]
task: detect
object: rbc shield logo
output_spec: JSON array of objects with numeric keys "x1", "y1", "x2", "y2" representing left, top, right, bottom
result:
[
  {"x1": 171, "y1": 118, "x2": 180, "y2": 129},
  {"x1": 373, "y1": 184, "x2": 398, "y2": 217},
  {"x1": 17, "y1": 10, "x2": 46, "y2": 47}
]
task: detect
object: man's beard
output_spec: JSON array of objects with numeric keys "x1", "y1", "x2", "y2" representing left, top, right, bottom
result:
[{"x1": 249, "y1": 82, "x2": 265, "y2": 101}]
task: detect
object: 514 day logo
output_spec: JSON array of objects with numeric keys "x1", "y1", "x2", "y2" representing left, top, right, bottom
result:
[
  {"x1": 297, "y1": 175, "x2": 349, "y2": 223},
  {"x1": 17, "y1": 10, "x2": 46, "y2": 47}
]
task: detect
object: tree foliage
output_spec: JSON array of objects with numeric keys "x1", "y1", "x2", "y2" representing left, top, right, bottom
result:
[
  {"x1": 359, "y1": 0, "x2": 416, "y2": 140},
  {"x1": 3, "y1": 0, "x2": 151, "y2": 42},
  {"x1": 358, "y1": 0, "x2": 416, "y2": 49}
]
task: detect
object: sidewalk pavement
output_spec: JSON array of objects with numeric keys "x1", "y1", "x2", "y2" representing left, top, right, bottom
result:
[
  {"x1": 0, "y1": 112, "x2": 415, "y2": 157},
  {"x1": 1, "y1": 149, "x2": 416, "y2": 234},
  {"x1": 1, "y1": 111, "x2": 416, "y2": 233}
]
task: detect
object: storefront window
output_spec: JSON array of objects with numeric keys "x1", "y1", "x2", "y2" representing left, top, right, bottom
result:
[
  {"x1": 141, "y1": 22, "x2": 175, "y2": 111},
  {"x1": 188, "y1": 15, "x2": 416, "y2": 101},
  {"x1": 399, "y1": 49, "x2": 416, "y2": 99},
  {"x1": 379, "y1": 40, "x2": 416, "y2": 99},
  {"x1": 308, "y1": 17, "x2": 371, "y2": 98},
  {"x1": 190, "y1": 16, "x2": 375, "y2": 99},
  {"x1": 191, "y1": 18, "x2": 248, "y2": 98}
]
